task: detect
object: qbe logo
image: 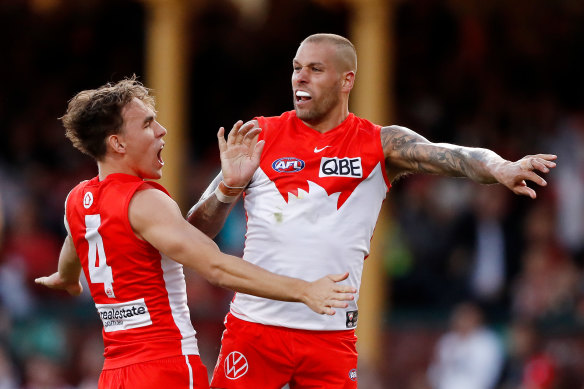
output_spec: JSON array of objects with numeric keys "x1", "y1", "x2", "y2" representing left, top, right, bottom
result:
[
  {"x1": 272, "y1": 157, "x2": 305, "y2": 173},
  {"x1": 319, "y1": 157, "x2": 362, "y2": 178},
  {"x1": 224, "y1": 351, "x2": 248, "y2": 380}
]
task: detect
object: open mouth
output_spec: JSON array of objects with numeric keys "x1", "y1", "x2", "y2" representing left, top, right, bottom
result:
[
  {"x1": 157, "y1": 144, "x2": 165, "y2": 166},
  {"x1": 295, "y1": 90, "x2": 312, "y2": 103}
]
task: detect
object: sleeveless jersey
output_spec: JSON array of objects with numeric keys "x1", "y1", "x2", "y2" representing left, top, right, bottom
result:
[
  {"x1": 230, "y1": 111, "x2": 390, "y2": 330},
  {"x1": 65, "y1": 173, "x2": 199, "y2": 369}
]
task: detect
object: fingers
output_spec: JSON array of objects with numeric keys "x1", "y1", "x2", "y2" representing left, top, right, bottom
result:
[
  {"x1": 523, "y1": 170, "x2": 547, "y2": 187},
  {"x1": 238, "y1": 121, "x2": 259, "y2": 138},
  {"x1": 242, "y1": 128, "x2": 262, "y2": 149},
  {"x1": 34, "y1": 276, "x2": 58, "y2": 290},
  {"x1": 252, "y1": 140, "x2": 265, "y2": 163},
  {"x1": 321, "y1": 299, "x2": 352, "y2": 316},
  {"x1": 223, "y1": 120, "x2": 261, "y2": 151},
  {"x1": 531, "y1": 159, "x2": 551, "y2": 174},
  {"x1": 331, "y1": 292, "x2": 355, "y2": 302},
  {"x1": 513, "y1": 184, "x2": 537, "y2": 199},
  {"x1": 226, "y1": 120, "x2": 244, "y2": 146},
  {"x1": 530, "y1": 157, "x2": 557, "y2": 173},
  {"x1": 533, "y1": 153, "x2": 558, "y2": 161},
  {"x1": 227, "y1": 120, "x2": 257, "y2": 146},
  {"x1": 521, "y1": 155, "x2": 557, "y2": 173},
  {"x1": 328, "y1": 272, "x2": 350, "y2": 283},
  {"x1": 217, "y1": 127, "x2": 227, "y2": 153},
  {"x1": 512, "y1": 154, "x2": 556, "y2": 199},
  {"x1": 326, "y1": 272, "x2": 357, "y2": 295},
  {"x1": 323, "y1": 307, "x2": 336, "y2": 316}
]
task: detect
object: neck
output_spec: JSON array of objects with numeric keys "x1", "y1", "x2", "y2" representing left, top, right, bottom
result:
[
  {"x1": 97, "y1": 160, "x2": 137, "y2": 181},
  {"x1": 300, "y1": 103, "x2": 350, "y2": 134}
]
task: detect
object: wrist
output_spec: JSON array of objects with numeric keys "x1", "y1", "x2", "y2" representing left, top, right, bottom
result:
[
  {"x1": 296, "y1": 279, "x2": 310, "y2": 304},
  {"x1": 214, "y1": 181, "x2": 245, "y2": 203},
  {"x1": 487, "y1": 158, "x2": 510, "y2": 184},
  {"x1": 222, "y1": 177, "x2": 249, "y2": 188}
]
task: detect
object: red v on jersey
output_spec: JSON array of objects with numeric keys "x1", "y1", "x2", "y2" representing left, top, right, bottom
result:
[{"x1": 256, "y1": 111, "x2": 390, "y2": 209}]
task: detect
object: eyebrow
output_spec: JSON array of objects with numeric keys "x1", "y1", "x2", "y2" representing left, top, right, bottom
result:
[
  {"x1": 293, "y1": 60, "x2": 325, "y2": 67},
  {"x1": 143, "y1": 115, "x2": 155, "y2": 125}
]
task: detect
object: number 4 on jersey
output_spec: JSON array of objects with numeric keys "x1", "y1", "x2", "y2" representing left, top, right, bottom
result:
[{"x1": 85, "y1": 214, "x2": 115, "y2": 298}]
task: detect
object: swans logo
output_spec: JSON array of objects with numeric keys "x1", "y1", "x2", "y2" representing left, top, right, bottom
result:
[
  {"x1": 83, "y1": 192, "x2": 94, "y2": 209},
  {"x1": 272, "y1": 157, "x2": 305, "y2": 173}
]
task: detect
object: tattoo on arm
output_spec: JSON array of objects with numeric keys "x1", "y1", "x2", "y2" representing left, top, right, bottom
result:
[
  {"x1": 382, "y1": 126, "x2": 500, "y2": 182},
  {"x1": 186, "y1": 175, "x2": 236, "y2": 238}
]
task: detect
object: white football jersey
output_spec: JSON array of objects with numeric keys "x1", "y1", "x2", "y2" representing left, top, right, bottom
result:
[{"x1": 230, "y1": 111, "x2": 390, "y2": 330}]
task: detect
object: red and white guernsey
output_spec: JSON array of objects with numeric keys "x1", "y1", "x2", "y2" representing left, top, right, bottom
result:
[
  {"x1": 230, "y1": 111, "x2": 390, "y2": 331},
  {"x1": 65, "y1": 173, "x2": 199, "y2": 369}
]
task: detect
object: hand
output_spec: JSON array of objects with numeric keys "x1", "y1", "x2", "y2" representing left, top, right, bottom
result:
[
  {"x1": 218, "y1": 120, "x2": 265, "y2": 188},
  {"x1": 301, "y1": 272, "x2": 356, "y2": 315},
  {"x1": 35, "y1": 272, "x2": 83, "y2": 296},
  {"x1": 494, "y1": 154, "x2": 557, "y2": 199}
]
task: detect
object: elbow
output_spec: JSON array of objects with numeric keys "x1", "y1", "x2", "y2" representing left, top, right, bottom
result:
[
  {"x1": 198, "y1": 247, "x2": 230, "y2": 289},
  {"x1": 205, "y1": 262, "x2": 231, "y2": 289}
]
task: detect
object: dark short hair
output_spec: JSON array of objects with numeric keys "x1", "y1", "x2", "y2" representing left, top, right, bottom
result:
[{"x1": 61, "y1": 76, "x2": 155, "y2": 160}]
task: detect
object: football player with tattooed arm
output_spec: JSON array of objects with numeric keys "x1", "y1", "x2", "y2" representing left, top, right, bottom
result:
[
  {"x1": 33, "y1": 77, "x2": 356, "y2": 389},
  {"x1": 188, "y1": 33, "x2": 557, "y2": 389}
]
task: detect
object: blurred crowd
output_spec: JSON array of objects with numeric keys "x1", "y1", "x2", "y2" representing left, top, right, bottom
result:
[{"x1": 1, "y1": 0, "x2": 583, "y2": 388}]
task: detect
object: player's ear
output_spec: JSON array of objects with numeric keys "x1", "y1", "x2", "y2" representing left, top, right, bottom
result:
[
  {"x1": 342, "y1": 71, "x2": 355, "y2": 92},
  {"x1": 108, "y1": 134, "x2": 126, "y2": 154}
]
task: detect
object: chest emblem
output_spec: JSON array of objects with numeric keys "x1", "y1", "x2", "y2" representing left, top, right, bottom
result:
[
  {"x1": 272, "y1": 157, "x2": 305, "y2": 173},
  {"x1": 83, "y1": 191, "x2": 94, "y2": 209}
]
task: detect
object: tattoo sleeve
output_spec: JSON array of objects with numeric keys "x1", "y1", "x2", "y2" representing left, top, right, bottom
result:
[
  {"x1": 381, "y1": 125, "x2": 505, "y2": 183},
  {"x1": 186, "y1": 172, "x2": 239, "y2": 239}
]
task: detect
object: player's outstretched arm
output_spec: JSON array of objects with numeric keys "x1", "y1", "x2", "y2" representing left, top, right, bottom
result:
[
  {"x1": 133, "y1": 189, "x2": 356, "y2": 315},
  {"x1": 35, "y1": 234, "x2": 83, "y2": 296},
  {"x1": 381, "y1": 125, "x2": 557, "y2": 198},
  {"x1": 187, "y1": 120, "x2": 264, "y2": 238}
]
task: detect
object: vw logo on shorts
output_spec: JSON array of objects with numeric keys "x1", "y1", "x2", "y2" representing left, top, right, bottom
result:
[{"x1": 225, "y1": 351, "x2": 248, "y2": 380}]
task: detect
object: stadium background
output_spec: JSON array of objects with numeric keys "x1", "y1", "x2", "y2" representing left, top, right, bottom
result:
[{"x1": 0, "y1": 0, "x2": 583, "y2": 387}]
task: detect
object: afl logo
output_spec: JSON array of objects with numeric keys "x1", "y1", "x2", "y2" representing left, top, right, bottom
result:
[
  {"x1": 224, "y1": 351, "x2": 248, "y2": 380},
  {"x1": 272, "y1": 157, "x2": 305, "y2": 173},
  {"x1": 83, "y1": 192, "x2": 94, "y2": 209},
  {"x1": 348, "y1": 369, "x2": 357, "y2": 381}
]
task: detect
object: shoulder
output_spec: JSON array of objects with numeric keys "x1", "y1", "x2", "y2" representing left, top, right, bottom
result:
[
  {"x1": 136, "y1": 181, "x2": 171, "y2": 197},
  {"x1": 128, "y1": 187, "x2": 182, "y2": 239},
  {"x1": 255, "y1": 111, "x2": 295, "y2": 128},
  {"x1": 254, "y1": 111, "x2": 295, "y2": 141},
  {"x1": 380, "y1": 125, "x2": 431, "y2": 153},
  {"x1": 68, "y1": 178, "x2": 91, "y2": 196},
  {"x1": 130, "y1": 187, "x2": 176, "y2": 215},
  {"x1": 352, "y1": 114, "x2": 379, "y2": 130}
]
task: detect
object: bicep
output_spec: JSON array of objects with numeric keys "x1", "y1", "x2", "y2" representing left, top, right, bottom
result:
[
  {"x1": 381, "y1": 125, "x2": 480, "y2": 180},
  {"x1": 381, "y1": 125, "x2": 433, "y2": 180},
  {"x1": 129, "y1": 189, "x2": 221, "y2": 271}
]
